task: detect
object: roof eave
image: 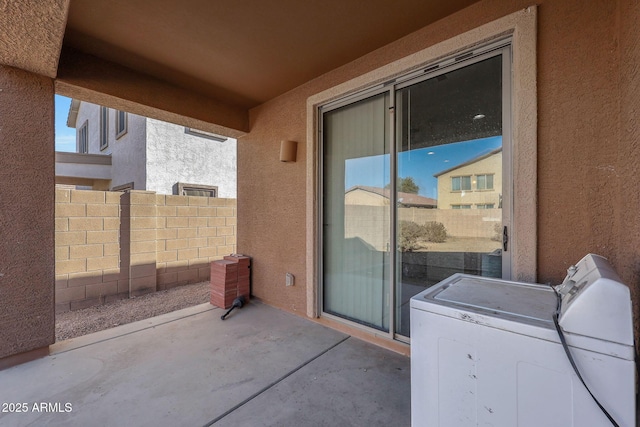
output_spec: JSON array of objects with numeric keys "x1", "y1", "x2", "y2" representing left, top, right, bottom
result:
[{"x1": 66, "y1": 98, "x2": 81, "y2": 128}]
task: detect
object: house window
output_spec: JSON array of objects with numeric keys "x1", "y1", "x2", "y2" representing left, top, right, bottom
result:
[
  {"x1": 451, "y1": 204, "x2": 472, "y2": 209},
  {"x1": 476, "y1": 174, "x2": 494, "y2": 190},
  {"x1": 184, "y1": 127, "x2": 227, "y2": 142},
  {"x1": 78, "y1": 121, "x2": 88, "y2": 153},
  {"x1": 451, "y1": 176, "x2": 471, "y2": 191},
  {"x1": 176, "y1": 182, "x2": 218, "y2": 197},
  {"x1": 100, "y1": 106, "x2": 109, "y2": 150},
  {"x1": 115, "y1": 110, "x2": 127, "y2": 139},
  {"x1": 476, "y1": 204, "x2": 495, "y2": 209}
]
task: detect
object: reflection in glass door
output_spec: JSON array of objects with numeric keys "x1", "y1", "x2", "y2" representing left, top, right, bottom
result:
[
  {"x1": 321, "y1": 45, "x2": 511, "y2": 340},
  {"x1": 394, "y1": 53, "x2": 509, "y2": 337},
  {"x1": 322, "y1": 92, "x2": 390, "y2": 331}
]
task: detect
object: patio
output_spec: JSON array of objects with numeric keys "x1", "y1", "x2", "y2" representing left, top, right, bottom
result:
[
  {"x1": 0, "y1": 301, "x2": 410, "y2": 426},
  {"x1": 1, "y1": 3, "x2": 638, "y2": 427}
]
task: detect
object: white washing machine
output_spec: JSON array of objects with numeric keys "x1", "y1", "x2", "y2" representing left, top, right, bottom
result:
[{"x1": 410, "y1": 254, "x2": 635, "y2": 427}]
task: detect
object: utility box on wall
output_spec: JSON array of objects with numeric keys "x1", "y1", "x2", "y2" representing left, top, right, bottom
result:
[{"x1": 210, "y1": 255, "x2": 251, "y2": 309}]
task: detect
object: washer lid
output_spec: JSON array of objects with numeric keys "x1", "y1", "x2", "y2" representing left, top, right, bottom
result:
[{"x1": 428, "y1": 274, "x2": 557, "y2": 324}]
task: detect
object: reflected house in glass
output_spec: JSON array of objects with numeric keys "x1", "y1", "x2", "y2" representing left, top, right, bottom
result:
[
  {"x1": 434, "y1": 147, "x2": 502, "y2": 210},
  {"x1": 345, "y1": 185, "x2": 437, "y2": 208}
]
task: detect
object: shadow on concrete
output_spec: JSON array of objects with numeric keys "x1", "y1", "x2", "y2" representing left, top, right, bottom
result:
[{"x1": 0, "y1": 301, "x2": 410, "y2": 427}]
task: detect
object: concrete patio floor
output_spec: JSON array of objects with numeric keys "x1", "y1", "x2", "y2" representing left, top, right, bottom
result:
[{"x1": 0, "y1": 301, "x2": 410, "y2": 426}]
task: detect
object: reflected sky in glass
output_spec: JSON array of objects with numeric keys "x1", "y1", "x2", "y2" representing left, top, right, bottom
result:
[{"x1": 345, "y1": 136, "x2": 502, "y2": 199}]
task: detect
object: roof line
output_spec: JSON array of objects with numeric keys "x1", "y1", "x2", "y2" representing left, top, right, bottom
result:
[
  {"x1": 345, "y1": 185, "x2": 437, "y2": 205},
  {"x1": 433, "y1": 147, "x2": 502, "y2": 177},
  {"x1": 66, "y1": 98, "x2": 81, "y2": 128}
]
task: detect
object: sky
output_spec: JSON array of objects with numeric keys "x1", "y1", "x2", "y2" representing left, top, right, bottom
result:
[
  {"x1": 55, "y1": 95, "x2": 75, "y2": 152},
  {"x1": 345, "y1": 136, "x2": 502, "y2": 199}
]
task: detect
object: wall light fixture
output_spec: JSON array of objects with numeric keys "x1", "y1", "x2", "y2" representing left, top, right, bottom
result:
[{"x1": 280, "y1": 140, "x2": 297, "y2": 162}]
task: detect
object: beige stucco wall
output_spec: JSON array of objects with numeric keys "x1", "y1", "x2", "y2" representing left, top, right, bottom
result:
[
  {"x1": 535, "y1": 0, "x2": 620, "y2": 277},
  {"x1": 0, "y1": 0, "x2": 68, "y2": 78},
  {"x1": 239, "y1": 1, "x2": 534, "y2": 314},
  {"x1": 239, "y1": 94, "x2": 309, "y2": 315},
  {"x1": 620, "y1": 0, "x2": 640, "y2": 344},
  {"x1": 0, "y1": 66, "x2": 55, "y2": 360},
  {"x1": 238, "y1": 0, "x2": 640, "y2": 328}
]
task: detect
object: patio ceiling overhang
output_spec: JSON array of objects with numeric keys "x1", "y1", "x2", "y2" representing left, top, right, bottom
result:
[{"x1": 1, "y1": 0, "x2": 482, "y2": 136}]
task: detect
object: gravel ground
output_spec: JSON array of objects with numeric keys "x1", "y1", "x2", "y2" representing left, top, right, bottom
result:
[{"x1": 56, "y1": 281, "x2": 210, "y2": 342}]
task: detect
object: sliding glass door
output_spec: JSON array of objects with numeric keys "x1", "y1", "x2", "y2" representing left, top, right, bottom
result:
[
  {"x1": 321, "y1": 45, "x2": 511, "y2": 340},
  {"x1": 394, "y1": 53, "x2": 509, "y2": 337},
  {"x1": 322, "y1": 92, "x2": 391, "y2": 331}
]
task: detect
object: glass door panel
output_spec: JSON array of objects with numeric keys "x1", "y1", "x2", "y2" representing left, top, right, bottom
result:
[
  {"x1": 322, "y1": 92, "x2": 390, "y2": 331},
  {"x1": 395, "y1": 54, "x2": 505, "y2": 337}
]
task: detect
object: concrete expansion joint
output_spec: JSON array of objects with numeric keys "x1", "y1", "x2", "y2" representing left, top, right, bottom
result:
[{"x1": 201, "y1": 335, "x2": 351, "y2": 426}]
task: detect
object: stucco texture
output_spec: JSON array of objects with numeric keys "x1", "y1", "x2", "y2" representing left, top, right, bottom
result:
[
  {"x1": 0, "y1": 65, "x2": 55, "y2": 358},
  {"x1": 536, "y1": 0, "x2": 620, "y2": 277},
  {"x1": 617, "y1": 0, "x2": 640, "y2": 347},
  {"x1": 74, "y1": 103, "x2": 148, "y2": 191},
  {"x1": 56, "y1": 48, "x2": 249, "y2": 138},
  {"x1": 240, "y1": 94, "x2": 308, "y2": 314},
  {"x1": 111, "y1": 113, "x2": 148, "y2": 191},
  {"x1": 145, "y1": 119, "x2": 237, "y2": 197},
  {"x1": 238, "y1": 0, "x2": 640, "y2": 326},
  {"x1": 0, "y1": 0, "x2": 68, "y2": 78}
]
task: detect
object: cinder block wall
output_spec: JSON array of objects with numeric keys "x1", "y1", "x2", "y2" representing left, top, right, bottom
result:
[
  {"x1": 155, "y1": 194, "x2": 236, "y2": 290},
  {"x1": 344, "y1": 205, "x2": 500, "y2": 252},
  {"x1": 55, "y1": 189, "x2": 122, "y2": 311},
  {"x1": 122, "y1": 191, "x2": 158, "y2": 297},
  {"x1": 54, "y1": 189, "x2": 236, "y2": 312}
]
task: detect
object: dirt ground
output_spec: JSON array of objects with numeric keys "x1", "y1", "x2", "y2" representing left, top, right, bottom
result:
[{"x1": 55, "y1": 281, "x2": 210, "y2": 342}]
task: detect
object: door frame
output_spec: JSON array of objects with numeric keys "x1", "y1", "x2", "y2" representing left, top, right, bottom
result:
[
  {"x1": 305, "y1": 8, "x2": 538, "y2": 331},
  {"x1": 318, "y1": 44, "x2": 513, "y2": 341}
]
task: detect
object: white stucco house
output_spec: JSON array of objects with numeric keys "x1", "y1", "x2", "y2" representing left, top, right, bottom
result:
[{"x1": 58, "y1": 100, "x2": 237, "y2": 197}]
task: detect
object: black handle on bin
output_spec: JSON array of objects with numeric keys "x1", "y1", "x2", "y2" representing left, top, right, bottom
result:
[{"x1": 221, "y1": 296, "x2": 245, "y2": 320}]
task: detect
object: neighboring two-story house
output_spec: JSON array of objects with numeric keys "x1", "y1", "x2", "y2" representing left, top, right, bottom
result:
[
  {"x1": 64, "y1": 100, "x2": 237, "y2": 197},
  {"x1": 434, "y1": 148, "x2": 502, "y2": 210}
]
